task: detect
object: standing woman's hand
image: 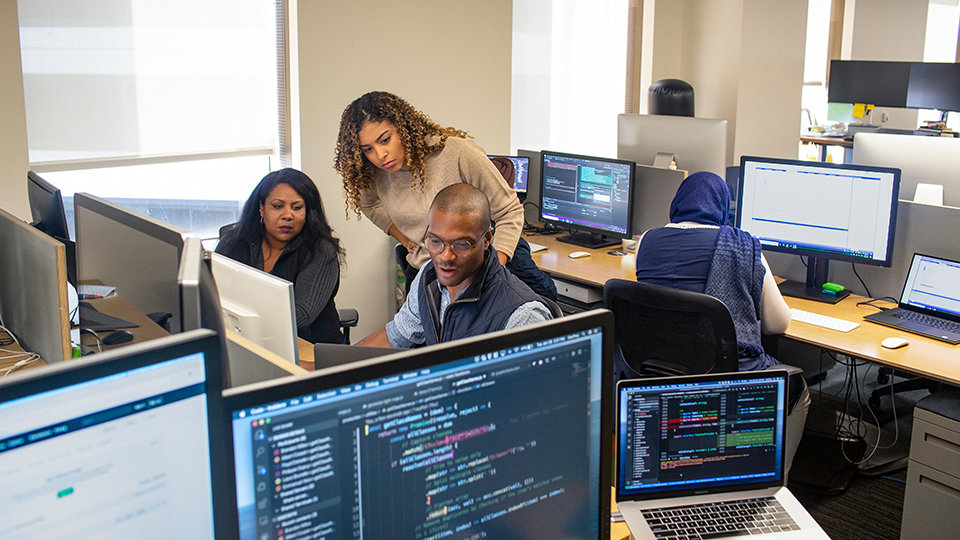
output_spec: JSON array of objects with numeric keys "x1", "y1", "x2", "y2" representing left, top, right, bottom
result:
[{"x1": 388, "y1": 223, "x2": 419, "y2": 253}]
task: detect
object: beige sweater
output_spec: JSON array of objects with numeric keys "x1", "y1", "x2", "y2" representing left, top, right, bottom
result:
[{"x1": 359, "y1": 137, "x2": 524, "y2": 268}]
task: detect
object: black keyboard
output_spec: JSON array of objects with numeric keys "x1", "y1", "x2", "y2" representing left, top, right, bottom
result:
[
  {"x1": 891, "y1": 310, "x2": 960, "y2": 333},
  {"x1": 641, "y1": 496, "x2": 800, "y2": 539}
]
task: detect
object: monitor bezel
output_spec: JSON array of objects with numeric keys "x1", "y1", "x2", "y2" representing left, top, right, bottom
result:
[
  {"x1": 0, "y1": 329, "x2": 237, "y2": 539},
  {"x1": 223, "y1": 310, "x2": 615, "y2": 540},
  {"x1": 736, "y1": 155, "x2": 901, "y2": 268},
  {"x1": 538, "y1": 150, "x2": 636, "y2": 241}
]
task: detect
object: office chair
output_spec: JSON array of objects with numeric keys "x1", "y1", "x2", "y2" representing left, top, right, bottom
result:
[
  {"x1": 218, "y1": 221, "x2": 358, "y2": 343},
  {"x1": 869, "y1": 368, "x2": 940, "y2": 410},
  {"x1": 602, "y1": 279, "x2": 739, "y2": 379},
  {"x1": 539, "y1": 294, "x2": 564, "y2": 318}
]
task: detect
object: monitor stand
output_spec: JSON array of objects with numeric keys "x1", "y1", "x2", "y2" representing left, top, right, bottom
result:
[
  {"x1": 557, "y1": 232, "x2": 619, "y2": 249},
  {"x1": 778, "y1": 257, "x2": 850, "y2": 305}
]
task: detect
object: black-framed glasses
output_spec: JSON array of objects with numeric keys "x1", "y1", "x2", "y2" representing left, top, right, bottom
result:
[{"x1": 424, "y1": 235, "x2": 483, "y2": 256}]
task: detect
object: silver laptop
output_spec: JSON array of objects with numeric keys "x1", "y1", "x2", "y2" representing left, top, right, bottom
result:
[
  {"x1": 615, "y1": 371, "x2": 826, "y2": 539},
  {"x1": 863, "y1": 253, "x2": 960, "y2": 344}
]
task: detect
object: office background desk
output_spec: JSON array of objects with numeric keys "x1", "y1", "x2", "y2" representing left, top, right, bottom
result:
[{"x1": 528, "y1": 234, "x2": 635, "y2": 289}]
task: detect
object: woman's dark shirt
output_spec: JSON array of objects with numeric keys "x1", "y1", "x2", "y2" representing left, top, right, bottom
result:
[{"x1": 216, "y1": 231, "x2": 343, "y2": 344}]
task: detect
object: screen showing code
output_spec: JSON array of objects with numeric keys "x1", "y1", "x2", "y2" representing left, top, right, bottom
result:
[
  {"x1": 233, "y1": 331, "x2": 603, "y2": 540},
  {"x1": 620, "y1": 378, "x2": 782, "y2": 494}
]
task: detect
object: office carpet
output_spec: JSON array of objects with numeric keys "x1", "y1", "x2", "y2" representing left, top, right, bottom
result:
[{"x1": 793, "y1": 469, "x2": 906, "y2": 539}]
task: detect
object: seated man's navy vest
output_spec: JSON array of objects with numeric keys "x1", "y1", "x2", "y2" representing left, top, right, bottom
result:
[{"x1": 417, "y1": 247, "x2": 546, "y2": 345}]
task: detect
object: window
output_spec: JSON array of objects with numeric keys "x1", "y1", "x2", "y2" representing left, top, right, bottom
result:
[
  {"x1": 18, "y1": 1, "x2": 286, "y2": 238},
  {"x1": 511, "y1": 0, "x2": 629, "y2": 158}
]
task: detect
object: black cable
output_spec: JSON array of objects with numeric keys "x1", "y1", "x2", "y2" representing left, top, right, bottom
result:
[
  {"x1": 856, "y1": 298, "x2": 896, "y2": 311},
  {"x1": 851, "y1": 262, "x2": 871, "y2": 298}
]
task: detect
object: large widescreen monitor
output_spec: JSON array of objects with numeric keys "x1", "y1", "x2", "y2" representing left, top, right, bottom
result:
[
  {"x1": 208, "y1": 252, "x2": 299, "y2": 365},
  {"x1": 617, "y1": 114, "x2": 728, "y2": 176},
  {"x1": 539, "y1": 150, "x2": 635, "y2": 249},
  {"x1": 906, "y1": 61, "x2": 960, "y2": 115},
  {"x1": 0, "y1": 329, "x2": 235, "y2": 538},
  {"x1": 737, "y1": 156, "x2": 900, "y2": 303},
  {"x1": 224, "y1": 310, "x2": 614, "y2": 540},
  {"x1": 827, "y1": 60, "x2": 912, "y2": 108},
  {"x1": 852, "y1": 132, "x2": 960, "y2": 207},
  {"x1": 74, "y1": 192, "x2": 188, "y2": 334}
]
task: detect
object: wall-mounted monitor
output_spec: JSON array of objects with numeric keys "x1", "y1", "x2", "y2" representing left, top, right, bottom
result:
[
  {"x1": 74, "y1": 192, "x2": 188, "y2": 334},
  {"x1": 208, "y1": 252, "x2": 299, "y2": 365},
  {"x1": 224, "y1": 310, "x2": 613, "y2": 540},
  {"x1": 0, "y1": 329, "x2": 235, "y2": 537},
  {"x1": 852, "y1": 132, "x2": 960, "y2": 207},
  {"x1": 487, "y1": 154, "x2": 530, "y2": 193},
  {"x1": 617, "y1": 114, "x2": 728, "y2": 176},
  {"x1": 539, "y1": 150, "x2": 635, "y2": 249},
  {"x1": 737, "y1": 156, "x2": 900, "y2": 303}
]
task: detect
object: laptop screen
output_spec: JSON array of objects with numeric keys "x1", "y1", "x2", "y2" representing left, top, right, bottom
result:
[
  {"x1": 0, "y1": 330, "x2": 228, "y2": 538},
  {"x1": 900, "y1": 253, "x2": 960, "y2": 319},
  {"x1": 617, "y1": 372, "x2": 787, "y2": 500},
  {"x1": 226, "y1": 312, "x2": 612, "y2": 540}
]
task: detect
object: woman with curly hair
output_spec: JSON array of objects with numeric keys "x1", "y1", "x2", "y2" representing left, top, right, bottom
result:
[
  {"x1": 216, "y1": 168, "x2": 346, "y2": 344},
  {"x1": 333, "y1": 91, "x2": 523, "y2": 272}
]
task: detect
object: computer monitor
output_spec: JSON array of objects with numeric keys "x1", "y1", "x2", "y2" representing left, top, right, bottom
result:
[
  {"x1": 737, "y1": 156, "x2": 900, "y2": 303},
  {"x1": 209, "y1": 252, "x2": 299, "y2": 365},
  {"x1": 0, "y1": 329, "x2": 236, "y2": 538},
  {"x1": 488, "y1": 155, "x2": 531, "y2": 193},
  {"x1": 178, "y1": 237, "x2": 230, "y2": 386},
  {"x1": 74, "y1": 192, "x2": 188, "y2": 333},
  {"x1": 906, "y1": 62, "x2": 960, "y2": 118},
  {"x1": 852, "y1": 132, "x2": 960, "y2": 207},
  {"x1": 224, "y1": 310, "x2": 614, "y2": 540},
  {"x1": 617, "y1": 114, "x2": 728, "y2": 176},
  {"x1": 27, "y1": 171, "x2": 77, "y2": 286},
  {"x1": 827, "y1": 60, "x2": 911, "y2": 109},
  {"x1": 539, "y1": 150, "x2": 635, "y2": 249},
  {"x1": 517, "y1": 149, "x2": 542, "y2": 224}
]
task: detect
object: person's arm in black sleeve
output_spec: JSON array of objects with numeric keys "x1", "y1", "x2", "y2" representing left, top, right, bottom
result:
[{"x1": 292, "y1": 242, "x2": 340, "y2": 330}]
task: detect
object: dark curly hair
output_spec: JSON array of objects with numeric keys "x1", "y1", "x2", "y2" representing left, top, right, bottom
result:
[
  {"x1": 333, "y1": 91, "x2": 470, "y2": 219},
  {"x1": 222, "y1": 168, "x2": 344, "y2": 264}
]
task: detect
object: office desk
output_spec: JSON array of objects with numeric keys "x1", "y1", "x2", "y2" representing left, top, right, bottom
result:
[
  {"x1": 0, "y1": 326, "x2": 49, "y2": 375},
  {"x1": 799, "y1": 133, "x2": 853, "y2": 162},
  {"x1": 80, "y1": 295, "x2": 169, "y2": 352},
  {"x1": 530, "y1": 234, "x2": 960, "y2": 383}
]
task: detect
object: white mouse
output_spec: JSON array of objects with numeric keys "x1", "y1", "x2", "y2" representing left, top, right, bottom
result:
[
  {"x1": 568, "y1": 251, "x2": 591, "y2": 259},
  {"x1": 881, "y1": 337, "x2": 910, "y2": 349}
]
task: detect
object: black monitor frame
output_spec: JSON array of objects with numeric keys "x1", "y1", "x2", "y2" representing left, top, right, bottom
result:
[
  {"x1": 906, "y1": 61, "x2": 960, "y2": 119},
  {"x1": 27, "y1": 171, "x2": 77, "y2": 285},
  {"x1": 737, "y1": 156, "x2": 900, "y2": 304},
  {"x1": 223, "y1": 310, "x2": 614, "y2": 540},
  {"x1": 827, "y1": 60, "x2": 912, "y2": 109},
  {"x1": 539, "y1": 150, "x2": 636, "y2": 249}
]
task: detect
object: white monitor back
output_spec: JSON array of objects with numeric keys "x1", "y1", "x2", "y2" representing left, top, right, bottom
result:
[
  {"x1": 852, "y1": 132, "x2": 960, "y2": 207},
  {"x1": 617, "y1": 114, "x2": 728, "y2": 176},
  {"x1": 209, "y1": 252, "x2": 298, "y2": 365}
]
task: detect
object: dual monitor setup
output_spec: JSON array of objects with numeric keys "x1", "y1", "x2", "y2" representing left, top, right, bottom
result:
[{"x1": 0, "y1": 307, "x2": 615, "y2": 539}]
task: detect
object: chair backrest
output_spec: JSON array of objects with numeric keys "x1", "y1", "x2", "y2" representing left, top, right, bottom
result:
[
  {"x1": 219, "y1": 222, "x2": 237, "y2": 239},
  {"x1": 539, "y1": 294, "x2": 564, "y2": 318},
  {"x1": 602, "y1": 279, "x2": 739, "y2": 379}
]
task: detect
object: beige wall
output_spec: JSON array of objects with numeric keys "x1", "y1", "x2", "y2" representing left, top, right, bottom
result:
[
  {"x1": 291, "y1": 0, "x2": 513, "y2": 338},
  {"x1": 0, "y1": 0, "x2": 31, "y2": 220}
]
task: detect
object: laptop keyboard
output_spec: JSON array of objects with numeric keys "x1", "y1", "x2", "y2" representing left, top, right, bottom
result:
[
  {"x1": 642, "y1": 496, "x2": 801, "y2": 538},
  {"x1": 891, "y1": 310, "x2": 960, "y2": 333}
]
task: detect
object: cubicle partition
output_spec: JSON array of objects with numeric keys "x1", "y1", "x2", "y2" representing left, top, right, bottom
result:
[
  {"x1": 0, "y1": 207, "x2": 71, "y2": 363},
  {"x1": 766, "y1": 200, "x2": 960, "y2": 300}
]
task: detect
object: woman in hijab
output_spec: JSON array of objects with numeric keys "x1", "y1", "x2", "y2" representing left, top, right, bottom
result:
[{"x1": 634, "y1": 171, "x2": 791, "y2": 371}]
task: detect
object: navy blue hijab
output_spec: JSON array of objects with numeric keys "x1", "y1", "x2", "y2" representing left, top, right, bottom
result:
[{"x1": 669, "y1": 171, "x2": 730, "y2": 226}]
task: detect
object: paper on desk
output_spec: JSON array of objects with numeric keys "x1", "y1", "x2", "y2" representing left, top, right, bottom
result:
[{"x1": 78, "y1": 284, "x2": 117, "y2": 297}]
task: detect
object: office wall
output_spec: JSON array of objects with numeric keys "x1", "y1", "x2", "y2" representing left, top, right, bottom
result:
[
  {"x1": 0, "y1": 0, "x2": 31, "y2": 220},
  {"x1": 291, "y1": 1, "x2": 513, "y2": 338},
  {"x1": 641, "y1": 0, "x2": 807, "y2": 167},
  {"x1": 842, "y1": 0, "x2": 928, "y2": 129}
]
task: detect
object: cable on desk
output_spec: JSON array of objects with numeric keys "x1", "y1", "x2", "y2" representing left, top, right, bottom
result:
[
  {"x1": 0, "y1": 321, "x2": 42, "y2": 378},
  {"x1": 850, "y1": 262, "x2": 871, "y2": 299},
  {"x1": 856, "y1": 297, "x2": 897, "y2": 312},
  {"x1": 80, "y1": 328, "x2": 104, "y2": 354}
]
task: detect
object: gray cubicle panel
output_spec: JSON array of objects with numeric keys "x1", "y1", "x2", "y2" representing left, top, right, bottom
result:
[
  {"x1": 74, "y1": 193, "x2": 188, "y2": 333},
  {"x1": 517, "y1": 148, "x2": 541, "y2": 224},
  {"x1": 852, "y1": 132, "x2": 960, "y2": 207},
  {"x1": 631, "y1": 164, "x2": 688, "y2": 236},
  {"x1": 0, "y1": 207, "x2": 70, "y2": 363},
  {"x1": 765, "y1": 200, "x2": 960, "y2": 300}
]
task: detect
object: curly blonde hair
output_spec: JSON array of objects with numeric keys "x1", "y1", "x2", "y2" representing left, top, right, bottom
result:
[{"x1": 333, "y1": 91, "x2": 470, "y2": 219}]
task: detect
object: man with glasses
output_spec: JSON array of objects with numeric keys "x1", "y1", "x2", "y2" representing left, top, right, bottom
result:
[{"x1": 357, "y1": 184, "x2": 552, "y2": 347}]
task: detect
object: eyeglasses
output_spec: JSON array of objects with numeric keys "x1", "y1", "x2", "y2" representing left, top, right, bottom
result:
[{"x1": 424, "y1": 235, "x2": 483, "y2": 256}]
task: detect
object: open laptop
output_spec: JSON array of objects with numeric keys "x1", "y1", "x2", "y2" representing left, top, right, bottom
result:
[
  {"x1": 863, "y1": 253, "x2": 960, "y2": 344},
  {"x1": 615, "y1": 371, "x2": 826, "y2": 539}
]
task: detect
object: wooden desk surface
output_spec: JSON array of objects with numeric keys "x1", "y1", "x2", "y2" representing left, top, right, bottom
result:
[
  {"x1": 784, "y1": 293, "x2": 960, "y2": 385},
  {"x1": 527, "y1": 234, "x2": 636, "y2": 288},
  {"x1": 0, "y1": 327, "x2": 49, "y2": 376},
  {"x1": 799, "y1": 134, "x2": 853, "y2": 147},
  {"x1": 297, "y1": 338, "x2": 315, "y2": 370},
  {"x1": 80, "y1": 295, "x2": 169, "y2": 352}
]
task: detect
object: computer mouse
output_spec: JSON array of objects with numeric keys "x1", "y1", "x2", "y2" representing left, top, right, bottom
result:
[
  {"x1": 881, "y1": 337, "x2": 909, "y2": 349},
  {"x1": 103, "y1": 330, "x2": 134, "y2": 346},
  {"x1": 568, "y1": 251, "x2": 591, "y2": 259}
]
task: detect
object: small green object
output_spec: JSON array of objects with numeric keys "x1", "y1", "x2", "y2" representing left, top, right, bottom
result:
[
  {"x1": 71, "y1": 346, "x2": 82, "y2": 358},
  {"x1": 57, "y1": 487, "x2": 74, "y2": 498},
  {"x1": 822, "y1": 282, "x2": 845, "y2": 293}
]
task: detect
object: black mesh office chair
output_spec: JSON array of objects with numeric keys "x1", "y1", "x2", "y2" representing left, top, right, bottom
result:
[
  {"x1": 539, "y1": 294, "x2": 564, "y2": 319},
  {"x1": 602, "y1": 279, "x2": 739, "y2": 379}
]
